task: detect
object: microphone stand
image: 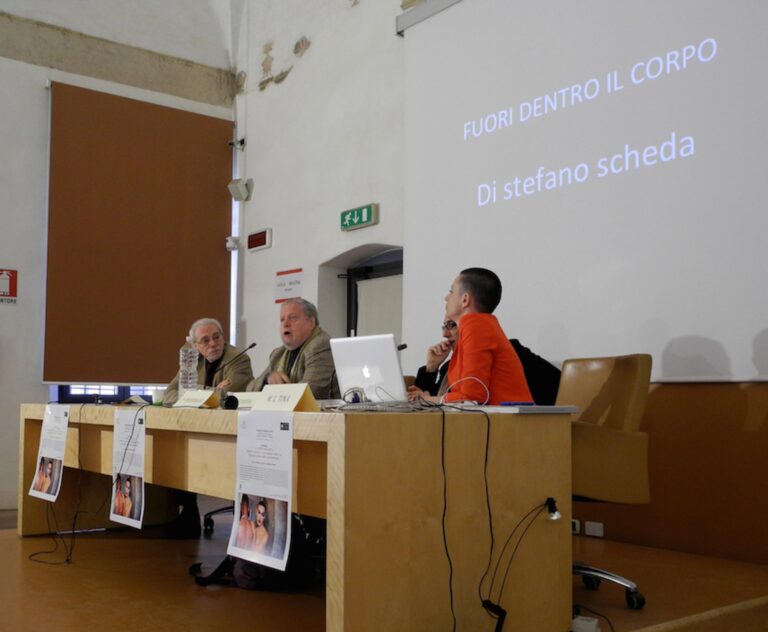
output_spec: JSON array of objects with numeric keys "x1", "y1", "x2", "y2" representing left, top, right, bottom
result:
[{"x1": 212, "y1": 342, "x2": 257, "y2": 378}]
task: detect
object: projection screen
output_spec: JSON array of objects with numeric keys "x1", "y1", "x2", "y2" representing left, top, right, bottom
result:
[{"x1": 401, "y1": 0, "x2": 768, "y2": 382}]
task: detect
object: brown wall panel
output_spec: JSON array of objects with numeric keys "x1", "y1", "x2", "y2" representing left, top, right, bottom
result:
[
  {"x1": 45, "y1": 83, "x2": 233, "y2": 384},
  {"x1": 574, "y1": 382, "x2": 768, "y2": 565}
]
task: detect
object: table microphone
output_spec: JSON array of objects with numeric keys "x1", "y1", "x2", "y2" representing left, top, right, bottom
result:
[{"x1": 222, "y1": 395, "x2": 239, "y2": 410}]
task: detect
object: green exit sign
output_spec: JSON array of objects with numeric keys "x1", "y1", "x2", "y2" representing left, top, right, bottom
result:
[{"x1": 340, "y1": 203, "x2": 379, "y2": 231}]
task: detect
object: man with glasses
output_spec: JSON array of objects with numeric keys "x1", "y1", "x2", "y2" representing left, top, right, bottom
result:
[
  {"x1": 247, "y1": 299, "x2": 339, "y2": 399},
  {"x1": 164, "y1": 317, "x2": 254, "y2": 405},
  {"x1": 161, "y1": 318, "x2": 254, "y2": 538},
  {"x1": 409, "y1": 315, "x2": 561, "y2": 404},
  {"x1": 408, "y1": 318, "x2": 459, "y2": 398}
]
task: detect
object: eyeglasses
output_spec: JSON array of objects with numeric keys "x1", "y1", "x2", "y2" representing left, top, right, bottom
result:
[
  {"x1": 441, "y1": 321, "x2": 457, "y2": 331},
  {"x1": 195, "y1": 331, "x2": 222, "y2": 346}
]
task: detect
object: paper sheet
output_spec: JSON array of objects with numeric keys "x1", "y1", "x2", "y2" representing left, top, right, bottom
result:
[
  {"x1": 28, "y1": 404, "x2": 69, "y2": 502},
  {"x1": 227, "y1": 410, "x2": 294, "y2": 571},
  {"x1": 109, "y1": 407, "x2": 147, "y2": 529}
]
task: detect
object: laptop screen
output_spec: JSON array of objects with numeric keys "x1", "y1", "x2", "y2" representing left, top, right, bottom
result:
[{"x1": 330, "y1": 334, "x2": 408, "y2": 402}]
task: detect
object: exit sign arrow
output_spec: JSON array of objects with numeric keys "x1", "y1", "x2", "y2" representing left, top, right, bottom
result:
[{"x1": 340, "y1": 203, "x2": 379, "y2": 231}]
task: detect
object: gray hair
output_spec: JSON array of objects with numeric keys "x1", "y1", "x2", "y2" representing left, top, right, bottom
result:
[
  {"x1": 189, "y1": 317, "x2": 224, "y2": 342},
  {"x1": 282, "y1": 298, "x2": 319, "y2": 325}
]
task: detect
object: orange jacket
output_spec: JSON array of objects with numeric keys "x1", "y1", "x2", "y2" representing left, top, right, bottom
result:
[{"x1": 444, "y1": 313, "x2": 533, "y2": 405}]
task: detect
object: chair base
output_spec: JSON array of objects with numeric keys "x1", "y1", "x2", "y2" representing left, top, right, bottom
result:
[
  {"x1": 203, "y1": 504, "x2": 234, "y2": 536},
  {"x1": 574, "y1": 561, "x2": 646, "y2": 610}
]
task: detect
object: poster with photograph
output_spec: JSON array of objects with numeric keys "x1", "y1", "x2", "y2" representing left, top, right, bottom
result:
[
  {"x1": 228, "y1": 410, "x2": 294, "y2": 571},
  {"x1": 110, "y1": 407, "x2": 146, "y2": 528},
  {"x1": 28, "y1": 404, "x2": 69, "y2": 502}
]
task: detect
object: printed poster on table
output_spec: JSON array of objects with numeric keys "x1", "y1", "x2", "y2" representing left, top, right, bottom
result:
[
  {"x1": 28, "y1": 404, "x2": 69, "y2": 502},
  {"x1": 110, "y1": 407, "x2": 147, "y2": 529},
  {"x1": 228, "y1": 410, "x2": 294, "y2": 571}
]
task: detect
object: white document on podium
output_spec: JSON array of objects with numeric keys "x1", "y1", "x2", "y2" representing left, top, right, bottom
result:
[
  {"x1": 227, "y1": 410, "x2": 294, "y2": 571},
  {"x1": 110, "y1": 407, "x2": 146, "y2": 529},
  {"x1": 28, "y1": 404, "x2": 69, "y2": 502}
]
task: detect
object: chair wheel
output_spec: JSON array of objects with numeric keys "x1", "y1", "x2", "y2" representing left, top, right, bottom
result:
[
  {"x1": 203, "y1": 516, "x2": 214, "y2": 533},
  {"x1": 582, "y1": 576, "x2": 601, "y2": 590},
  {"x1": 626, "y1": 590, "x2": 646, "y2": 610}
]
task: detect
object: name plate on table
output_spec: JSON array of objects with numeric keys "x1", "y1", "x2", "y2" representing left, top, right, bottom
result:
[
  {"x1": 228, "y1": 392, "x2": 268, "y2": 410},
  {"x1": 256, "y1": 384, "x2": 319, "y2": 412},
  {"x1": 173, "y1": 389, "x2": 219, "y2": 409}
]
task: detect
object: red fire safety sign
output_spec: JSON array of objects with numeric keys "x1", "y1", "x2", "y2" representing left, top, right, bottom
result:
[{"x1": 0, "y1": 269, "x2": 18, "y2": 304}]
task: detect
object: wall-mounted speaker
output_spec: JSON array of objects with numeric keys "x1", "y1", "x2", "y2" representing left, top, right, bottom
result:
[{"x1": 228, "y1": 178, "x2": 253, "y2": 201}]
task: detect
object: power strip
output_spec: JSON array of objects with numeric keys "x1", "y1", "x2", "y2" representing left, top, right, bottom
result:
[{"x1": 572, "y1": 615, "x2": 600, "y2": 632}]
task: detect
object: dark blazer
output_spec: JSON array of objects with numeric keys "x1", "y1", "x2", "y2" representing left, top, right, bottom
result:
[{"x1": 509, "y1": 339, "x2": 561, "y2": 405}]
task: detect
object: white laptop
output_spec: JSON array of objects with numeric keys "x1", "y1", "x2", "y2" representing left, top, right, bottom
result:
[{"x1": 330, "y1": 333, "x2": 408, "y2": 403}]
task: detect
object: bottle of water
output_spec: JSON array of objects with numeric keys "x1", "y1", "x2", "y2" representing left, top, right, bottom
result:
[{"x1": 179, "y1": 338, "x2": 199, "y2": 395}]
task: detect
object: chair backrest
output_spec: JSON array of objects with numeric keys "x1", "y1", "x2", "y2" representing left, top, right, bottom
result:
[{"x1": 555, "y1": 354, "x2": 652, "y2": 431}]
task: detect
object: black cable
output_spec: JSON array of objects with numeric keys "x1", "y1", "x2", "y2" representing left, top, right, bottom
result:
[
  {"x1": 437, "y1": 401, "x2": 560, "y2": 631},
  {"x1": 28, "y1": 400, "x2": 147, "y2": 565},
  {"x1": 439, "y1": 407, "x2": 457, "y2": 632},
  {"x1": 496, "y1": 505, "x2": 546, "y2": 603},
  {"x1": 484, "y1": 502, "x2": 545, "y2": 602},
  {"x1": 93, "y1": 403, "x2": 148, "y2": 517},
  {"x1": 426, "y1": 396, "x2": 503, "y2": 630},
  {"x1": 574, "y1": 604, "x2": 616, "y2": 632},
  {"x1": 475, "y1": 409, "x2": 495, "y2": 608},
  {"x1": 427, "y1": 400, "x2": 564, "y2": 631},
  {"x1": 28, "y1": 495, "x2": 82, "y2": 565},
  {"x1": 61, "y1": 402, "x2": 88, "y2": 560},
  {"x1": 113, "y1": 404, "x2": 149, "y2": 478},
  {"x1": 28, "y1": 402, "x2": 88, "y2": 565},
  {"x1": 28, "y1": 503, "x2": 66, "y2": 565}
]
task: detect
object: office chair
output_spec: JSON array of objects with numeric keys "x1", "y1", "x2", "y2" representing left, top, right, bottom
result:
[{"x1": 556, "y1": 354, "x2": 652, "y2": 610}]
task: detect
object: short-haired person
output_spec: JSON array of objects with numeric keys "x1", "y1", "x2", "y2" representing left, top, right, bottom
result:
[
  {"x1": 247, "y1": 299, "x2": 339, "y2": 399},
  {"x1": 164, "y1": 318, "x2": 254, "y2": 405},
  {"x1": 409, "y1": 268, "x2": 533, "y2": 405},
  {"x1": 410, "y1": 319, "x2": 562, "y2": 404},
  {"x1": 164, "y1": 318, "x2": 254, "y2": 537}
]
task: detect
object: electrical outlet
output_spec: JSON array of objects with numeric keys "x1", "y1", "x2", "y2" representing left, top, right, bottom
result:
[
  {"x1": 584, "y1": 521, "x2": 604, "y2": 537},
  {"x1": 571, "y1": 518, "x2": 581, "y2": 535}
]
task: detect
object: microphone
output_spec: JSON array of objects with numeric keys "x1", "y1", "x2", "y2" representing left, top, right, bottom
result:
[
  {"x1": 397, "y1": 343, "x2": 407, "y2": 351},
  {"x1": 213, "y1": 342, "x2": 257, "y2": 376},
  {"x1": 222, "y1": 395, "x2": 239, "y2": 410}
]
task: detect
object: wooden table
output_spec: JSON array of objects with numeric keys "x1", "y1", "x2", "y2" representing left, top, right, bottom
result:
[{"x1": 19, "y1": 403, "x2": 573, "y2": 631}]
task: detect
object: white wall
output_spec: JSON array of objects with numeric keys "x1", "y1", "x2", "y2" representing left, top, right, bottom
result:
[
  {"x1": 0, "y1": 58, "x2": 51, "y2": 508},
  {"x1": 236, "y1": 0, "x2": 406, "y2": 370},
  {"x1": 0, "y1": 0, "x2": 235, "y2": 69},
  {"x1": 0, "y1": 0, "x2": 407, "y2": 508},
  {"x1": 0, "y1": 56, "x2": 230, "y2": 509}
]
